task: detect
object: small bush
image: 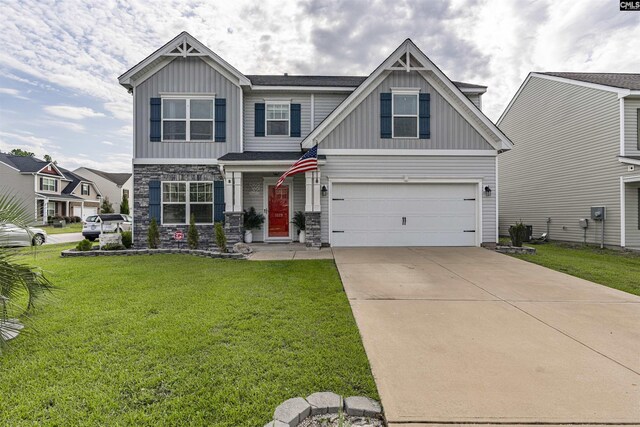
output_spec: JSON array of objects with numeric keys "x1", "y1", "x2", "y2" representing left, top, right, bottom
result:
[
  {"x1": 102, "y1": 243, "x2": 126, "y2": 251},
  {"x1": 187, "y1": 214, "x2": 199, "y2": 249},
  {"x1": 121, "y1": 231, "x2": 132, "y2": 249},
  {"x1": 243, "y1": 207, "x2": 265, "y2": 230},
  {"x1": 120, "y1": 194, "x2": 130, "y2": 215},
  {"x1": 53, "y1": 215, "x2": 63, "y2": 221},
  {"x1": 63, "y1": 216, "x2": 71, "y2": 223},
  {"x1": 101, "y1": 197, "x2": 114, "y2": 213},
  {"x1": 148, "y1": 218, "x2": 160, "y2": 249},
  {"x1": 76, "y1": 239, "x2": 93, "y2": 251},
  {"x1": 215, "y1": 222, "x2": 227, "y2": 253},
  {"x1": 73, "y1": 216, "x2": 82, "y2": 223},
  {"x1": 509, "y1": 221, "x2": 528, "y2": 247}
]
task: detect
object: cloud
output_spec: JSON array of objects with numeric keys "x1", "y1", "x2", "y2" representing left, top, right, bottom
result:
[
  {"x1": 0, "y1": 87, "x2": 28, "y2": 100},
  {"x1": 0, "y1": 130, "x2": 54, "y2": 156},
  {"x1": 44, "y1": 105, "x2": 105, "y2": 120},
  {"x1": 44, "y1": 119, "x2": 86, "y2": 132},
  {"x1": 100, "y1": 140, "x2": 114, "y2": 146}
]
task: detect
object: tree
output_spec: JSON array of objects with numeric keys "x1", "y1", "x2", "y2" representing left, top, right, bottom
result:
[
  {"x1": 147, "y1": 218, "x2": 160, "y2": 249},
  {"x1": 0, "y1": 192, "x2": 53, "y2": 350},
  {"x1": 43, "y1": 154, "x2": 57, "y2": 165},
  {"x1": 9, "y1": 148, "x2": 34, "y2": 157},
  {"x1": 119, "y1": 194, "x2": 130, "y2": 215},
  {"x1": 100, "y1": 197, "x2": 114, "y2": 213},
  {"x1": 215, "y1": 222, "x2": 227, "y2": 253},
  {"x1": 187, "y1": 214, "x2": 199, "y2": 249}
]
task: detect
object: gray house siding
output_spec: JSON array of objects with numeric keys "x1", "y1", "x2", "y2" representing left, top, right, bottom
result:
[
  {"x1": 313, "y1": 93, "x2": 349, "y2": 128},
  {"x1": 625, "y1": 182, "x2": 640, "y2": 249},
  {"x1": 624, "y1": 97, "x2": 640, "y2": 156},
  {"x1": 243, "y1": 92, "x2": 311, "y2": 151},
  {"x1": 135, "y1": 57, "x2": 242, "y2": 159},
  {"x1": 466, "y1": 93, "x2": 481, "y2": 110},
  {"x1": 318, "y1": 155, "x2": 496, "y2": 244},
  {"x1": 0, "y1": 164, "x2": 36, "y2": 218},
  {"x1": 499, "y1": 76, "x2": 625, "y2": 246},
  {"x1": 320, "y1": 71, "x2": 493, "y2": 150}
]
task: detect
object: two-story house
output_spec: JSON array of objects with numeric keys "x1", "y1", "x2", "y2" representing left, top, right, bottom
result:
[
  {"x1": 118, "y1": 32, "x2": 512, "y2": 248},
  {"x1": 74, "y1": 167, "x2": 133, "y2": 213},
  {"x1": 0, "y1": 153, "x2": 102, "y2": 223},
  {"x1": 498, "y1": 73, "x2": 640, "y2": 250}
]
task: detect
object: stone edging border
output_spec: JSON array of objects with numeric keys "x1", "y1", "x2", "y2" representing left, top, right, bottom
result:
[
  {"x1": 265, "y1": 392, "x2": 382, "y2": 427},
  {"x1": 495, "y1": 245, "x2": 536, "y2": 255},
  {"x1": 60, "y1": 248, "x2": 245, "y2": 259}
]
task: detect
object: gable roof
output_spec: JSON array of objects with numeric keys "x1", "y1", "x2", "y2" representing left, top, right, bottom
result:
[
  {"x1": 300, "y1": 39, "x2": 512, "y2": 151},
  {"x1": 0, "y1": 153, "x2": 69, "y2": 177},
  {"x1": 118, "y1": 32, "x2": 250, "y2": 90},
  {"x1": 538, "y1": 72, "x2": 640, "y2": 90},
  {"x1": 75, "y1": 167, "x2": 131, "y2": 186}
]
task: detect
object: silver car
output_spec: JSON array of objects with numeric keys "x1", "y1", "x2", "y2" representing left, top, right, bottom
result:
[{"x1": 0, "y1": 223, "x2": 47, "y2": 247}]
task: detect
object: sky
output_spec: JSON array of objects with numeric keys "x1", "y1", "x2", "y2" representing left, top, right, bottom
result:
[{"x1": 0, "y1": 0, "x2": 638, "y2": 172}]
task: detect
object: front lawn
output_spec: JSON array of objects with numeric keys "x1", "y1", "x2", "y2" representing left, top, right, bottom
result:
[
  {"x1": 0, "y1": 244, "x2": 377, "y2": 426},
  {"x1": 509, "y1": 242, "x2": 640, "y2": 296},
  {"x1": 42, "y1": 222, "x2": 83, "y2": 234}
]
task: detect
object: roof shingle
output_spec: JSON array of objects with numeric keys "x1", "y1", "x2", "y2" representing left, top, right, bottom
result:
[{"x1": 539, "y1": 72, "x2": 640, "y2": 90}]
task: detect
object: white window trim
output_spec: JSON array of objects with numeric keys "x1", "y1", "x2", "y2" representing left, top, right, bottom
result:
[
  {"x1": 391, "y1": 89, "x2": 420, "y2": 139},
  {"x1": 265, "y1": 101, "x2": 291, "y2": 137},
  {"x1": 161, "y1": 95, "x2": 215, "y2": 142},
  {"x1": 160, "y1": 181, "x2": 215, "y2": 225},
  {"x1": 41, "y1": 176, "x2": 57, "y2": 193}
]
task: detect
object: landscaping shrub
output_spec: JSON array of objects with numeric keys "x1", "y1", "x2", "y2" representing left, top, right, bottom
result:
[
  {"x1": 243, "y1": 206, "x2": 265, "y2": 230},
  {"x1": 121, "y1": 231, "x2": 132, "y2": 249},
  {"x1": 509, "y1": 221, "x2": 528, "y2": 247},
  {"x1": 187, "y1": 214, "x2": 199, "y2": 249},
  {"x1": 73, "y1": 216, "x2": 82, "y2": 223},
  {"x1": 101, "y1": 243, "x2": 126, "y2": 251},
  {"x1": 148, "y1": 218, "x2": 160, "y2": 249},
  {"x1": 63, "y1": 216, "x2": 71, "y2": 224},
  {"x1": 292, "y1": 210, "x2": 305, "y2": 233},
  {"x1": 76, "y1": 239, "x2": 93, "y2": 251},
  {"x1": 100, "y1": 197, "x2": 114, "y2": 213},
  {"x1": 215, "y1": 222, "x2": 227, "y2": 253},
  {"x1": 120, "y1": 194, "x2": 130, "y2": 215}
]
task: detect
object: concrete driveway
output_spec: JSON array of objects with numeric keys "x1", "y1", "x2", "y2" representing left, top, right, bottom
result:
[{"x1": 334, "y1": 247, "x2": 640, "y2": 426}]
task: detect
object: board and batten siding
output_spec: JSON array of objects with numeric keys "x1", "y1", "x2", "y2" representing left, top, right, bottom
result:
[
  {"x1": 625, "y1": 183, "x2": 640, "y2": 249},
  {"x1": 135, "y1": 57, "x2": 242, "y2": 159},
  {"x1": 318, "y1": 155, "x2": 496, "y2": 244},
  {"x1": 320, "y1": 70, "x2": 492, "y2": 150},
  {"x1": 498, "y1": 76, "x2": 629, "y2": 246},
  {"x1": 624, "y1": 97, "x2": 640, "y2": 156}
]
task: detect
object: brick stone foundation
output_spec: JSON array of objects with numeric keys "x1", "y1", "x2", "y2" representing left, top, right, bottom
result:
[
  {"x1": 133, "y1": 164, "x2": 223, "y2": 249},
  {"x1": 224, "y1": 211, "x2": 244, "y2": 244},
  {"x1": 304, "y1": 211, "x2": 321, "y2": 249}
]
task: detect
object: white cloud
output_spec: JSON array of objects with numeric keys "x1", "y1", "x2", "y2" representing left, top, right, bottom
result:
[
  {"x1": 45, "y1": 119, "x2": 86, "y2": 132},
  {"x1": 44, "y1": 105, "x2": 105, "y2": 120},
  {"x1": 0, "y1": 87, "x2": 28, "y2": 100},
  {"x1": 100, "y1": 140, "x2": 114, "y2": 146},
  {"x1": 0, "y1": 130, "x2": 54, "y2": 156}
]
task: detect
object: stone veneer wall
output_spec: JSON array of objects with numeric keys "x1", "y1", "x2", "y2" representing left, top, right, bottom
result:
[
  {"x1": 304, "y1": 211, "x2": 321, "y2": 249},
  {"x1": 133, "y1": 164, "x2": 223, "y2": 249},
  {"x1": 224, "y1": 212, "x2": 244, "y2": 245}
]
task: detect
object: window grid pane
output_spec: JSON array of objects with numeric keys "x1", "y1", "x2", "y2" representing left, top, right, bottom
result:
[
  {"x1": 190, "y1": 204, "x2": 213, "y2": 223},
  {"x1": 393, "y1": 94, "x2": 418, "y2": 116},
  {"x1": 267, "y1": 104, "x2": 290, "y2": 120},
  {"x1": 190, "y1": 100, "x2": 213, "y2": 119},
  {"x1": 163, "y1": 99, "x2": 186, "y2": 119},
  {"x1": 189, "y1": 183, "x2": 213, "y2": 203},
  {"x1": 163, "y1": 204, "x2": 186, "y2": 223},
  {"x1": 163, "y1": 183, "x2": 186, "y2": 203},
  {"x1": 163, "y1": 121, "x2": 186, "y2": 140},
  {"x1": 393, "y1": 117, "x2": 418, "y2": 138},
  {"x1": 267, "y1": 120, "x2": 288, "y2": 136},
  {"x1": 189, "y1": 121, "x2": 213, "y2": 140}
]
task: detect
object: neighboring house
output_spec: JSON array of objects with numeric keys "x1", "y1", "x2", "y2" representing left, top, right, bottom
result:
[
  {"x1": 74, "y1": 167, "x2": 133, "y2": 213},
  {"x1": 498, "y1": 72, "x2": 640, "y2": 250},
  {"x1": 0, "y1": 153, "x2": 102, "y2": 223},
  {"x1": 118, "y1": 32, "x2": 512, "y2": 248}
]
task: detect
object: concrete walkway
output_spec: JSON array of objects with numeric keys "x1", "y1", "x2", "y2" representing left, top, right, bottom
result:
[
  {"x1": 45, "y1": 232, "x2": 83, "y2": 245},
  {"x1": 247, "y1": 243, "x2": 334, "y2": 260},
  {"x1": 334, "y1": 247, "x2": 640, "y2": 426}
]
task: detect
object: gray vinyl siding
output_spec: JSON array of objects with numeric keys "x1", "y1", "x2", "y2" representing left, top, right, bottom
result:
[
  {"x1": 318, "y1": 155, "x2": 496, "y2": 244},
  {"x1": 498, "y1": 76, "x2": 628, "y2": 246},
  {"x1": 465, "y1": 93, "x2": 482, "y2": 110},
  {"x1": 0, "y1": 164, "x2": 36, "y2": 218},
  {"x1": 69, "y1": 182, "x2": 101, "y2": 203},
  {"x1": 313, "y1": 93, "x2": 349, "y2": 128},
  {"x1": 242, "y1": 173, "x2": 305, "y2": 241},
  {"x1": 321, "y1": 71, "x2": 492, "y2": 150},
  {"x1": 135, "y1": 57, "x2": 241, "y2": 159},
  {"x1": 243, "y1": 92, "x2": 312, "y2": 151},
  {"x1": 625, "y1": 183, "x2": 640, "y2": 249},
  {"x1": 624, "y1": 97, "x2": 640, "y2": 156}
]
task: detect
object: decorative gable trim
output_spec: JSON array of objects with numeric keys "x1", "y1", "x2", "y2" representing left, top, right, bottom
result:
[
  {"x1": 118, "y1": 32, "x2": 250, "y2": 90},
  {"x1": 301, "y1": 39, "x2": 513, "y2": 151},
  {"x1": 35, "y1": 162, "x2": 66, "y2": 179}
]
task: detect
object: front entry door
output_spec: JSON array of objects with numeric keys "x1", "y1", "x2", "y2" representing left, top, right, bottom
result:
[{"x1": 268, "y1": 185, "x2": 290, "y2": 238}]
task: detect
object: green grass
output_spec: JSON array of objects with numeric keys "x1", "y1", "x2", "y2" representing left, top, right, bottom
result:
[
  {"x1": 41, "y1": 223, "x2": 83, "y2": 234},
  {"x1": 509, "y1": 242, "x2": 640, "y2": 296},
  {"x1": 0, "y1": 244, "x2": 377, "y2": 426}
]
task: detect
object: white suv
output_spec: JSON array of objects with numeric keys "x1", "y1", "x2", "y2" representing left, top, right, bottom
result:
[{"x1": 82, "y1": 214, "x2": 132, "y2": 241}]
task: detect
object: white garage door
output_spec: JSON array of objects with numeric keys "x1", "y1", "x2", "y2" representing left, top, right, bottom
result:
[
  {"x1": 73, "y1": 206, "x2": 98, "y2": 220},
  {"x1": 330, "y1": 183, "x2": 478, "y2": 247}
]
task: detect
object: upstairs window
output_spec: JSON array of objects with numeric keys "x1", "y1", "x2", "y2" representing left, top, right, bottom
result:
[
  {"x1": 81, "y1": 183, "x2": 90, "y2": 195},
  {"x1": 392, "y1": 92, "x2": 419, "y2": 138},
  {"x1": 162, "y1": 98, "x2": 214, "y2": 141},
  {"x1": 266, "y1": 103, "x2": 290, "y2": 136},
  {"x1": 41, "y1": 177, "x2": 56, "y2": 192}
]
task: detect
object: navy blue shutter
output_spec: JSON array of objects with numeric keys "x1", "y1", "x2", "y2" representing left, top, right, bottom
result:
[
  {"x1": 54, "y1": 180, "x2": 58, "y2": 192},
  {"x1": 419, "y1": 93, "x2": 431, "y2": 139},
  {"x1": 255, "y1": 103, "x2": 265, "y2": 137},
  {"x1": 39, "y1": 177, "x2": 43, "y2": 191},
  {"x1": 380, "y1": 93, "x2": 392, "y2": 139},
  {"x1": 215, "y1": 98, "x2": 226, "y2": 142},
  {"x1": 149, "y1": 181, "x2": 161, "y2": 223},
  {"x1": 150, "y1": 98, "x2": 161, "y2": 142},
  {"x1": 214, "y1": 180, "x2": 225, "y2": 222},
  {"x1": 290, "y1": 104, "x2": 301, "y2": 137}
]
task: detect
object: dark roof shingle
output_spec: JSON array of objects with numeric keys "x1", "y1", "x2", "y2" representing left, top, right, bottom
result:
[
  {"x1": 78, "y1": 167, "x2": 131, "y2": 186},
  {"x1": 0, "y1": 153, "x2": 49, "y2": 173},
  {"x1": 219, "y1": 151, "x2": 326, "y2": 161},
  {"x1": 539, "y1": 72, "x2": 640, "y2": 90}
]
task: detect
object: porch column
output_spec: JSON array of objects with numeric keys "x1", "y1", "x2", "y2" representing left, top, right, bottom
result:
[
  {"x1": 223, "y1": 171, "x2": 244, "y2": 245},
  {"x1": 304, "y1": 170, "x2": 322, "y2": 249},
  {"x1": 42, "y1": 198, "x2": 48, "y2": 225},
  {"x1": 66, "y1": 201, "x2": 70, "y2": 218},
  {"x1": 81, "y1": 201, "x2": 84, "y2": 220}
]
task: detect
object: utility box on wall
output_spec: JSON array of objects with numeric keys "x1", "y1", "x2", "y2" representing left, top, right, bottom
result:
[
  {"x1": 590, "y1": 206, "x2": 606, "y2": 221},
  {"x1": 578, "y1": 218, "x2": 588, "y2": 228}
]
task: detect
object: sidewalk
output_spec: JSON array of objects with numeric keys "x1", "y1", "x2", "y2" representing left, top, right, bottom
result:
[{"x1": 247, "y1": 243, "x2": 334, "y2": 260}]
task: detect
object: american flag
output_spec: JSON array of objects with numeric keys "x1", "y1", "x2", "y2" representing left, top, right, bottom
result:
[{"x1": 276, "y1": 145, "x2": 318, "y2": 188}]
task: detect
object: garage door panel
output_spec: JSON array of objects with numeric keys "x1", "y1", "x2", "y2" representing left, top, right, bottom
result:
[{"x1": 331, "y1": 183, "x2": 478, "y2": 247}]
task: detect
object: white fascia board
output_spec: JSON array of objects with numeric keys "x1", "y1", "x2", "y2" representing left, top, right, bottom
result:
[
  {"x1": 530, "y1": 73, "x2": 631, "y2": 95},
  {"x1": 318, "y1": 149, "x2": 497, "y2": 156},
  {"x1": 219, "y1": 159, "x2": 327, "y2": 166},
  {"x1": 459, "y1": 87, "x2": 487, "y2": 94},
  {"x1": 619, "y1": 157, "x2": 640, "y2": 166},
  {"x1": 620, "y1": 97, "x2": 626, "y2": 156},
  {"x1": 133, "y1": 158, "x2": 219, "y2": 165},
  {"x1": 622, "y1": 174, "x2": 640, "y2": 183},
  {"x1": 497, "y1": 73, "x2": 532, "y2": 126},
  {"x1": 248, "y1": 86, "x2": 356, "y2": 92}
]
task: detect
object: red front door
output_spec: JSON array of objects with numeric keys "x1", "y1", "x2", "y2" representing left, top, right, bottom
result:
[{"x1": 268, "y1": 185, "x2": 289, "y2": 238}]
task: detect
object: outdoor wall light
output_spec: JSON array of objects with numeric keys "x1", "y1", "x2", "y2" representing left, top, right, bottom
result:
[
  {"x1": 484, "y1": 186, "x2": 492, "y2": 197},
  {"x1": 321, "y1": 185, "x2": 328, "y2": 197}
]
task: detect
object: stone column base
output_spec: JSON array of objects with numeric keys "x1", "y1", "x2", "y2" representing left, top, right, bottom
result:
[
  {"x1": 304, "y1": 211, "x2": 321, "y2": 249},
  {"x1": 224, "y1": 212, "x2": 244, "y2": 244}
]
